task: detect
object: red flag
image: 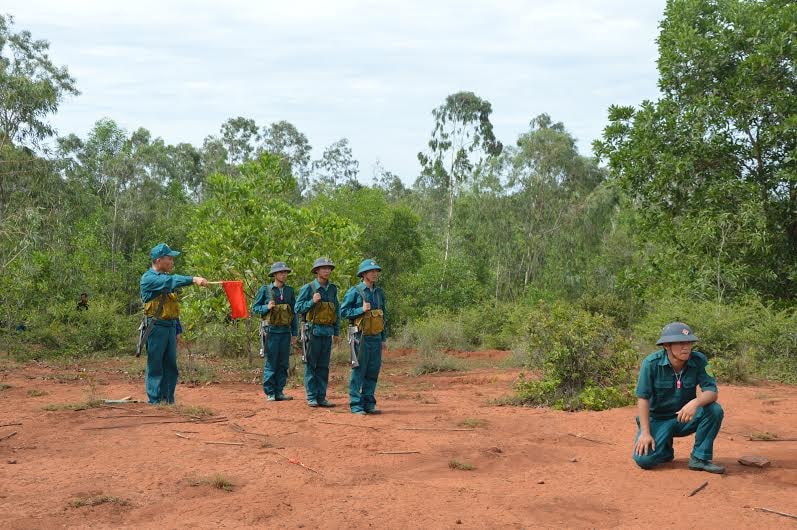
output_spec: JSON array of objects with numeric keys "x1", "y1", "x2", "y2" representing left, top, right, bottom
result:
[{"x1": 222, "y1": 281, "x2": 248, "y2": 319}]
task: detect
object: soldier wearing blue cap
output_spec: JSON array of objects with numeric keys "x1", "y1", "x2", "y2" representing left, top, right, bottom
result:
[
  {"x1": 139, "y1": 243, "x2": 208, "y2": 404},
  {"x1": 633, "y1": 322, "x2": 725, "y2": 473},
  {"x1": 340, "y1": 259, "x2": 387, "y2": 414},
  {"x1": 294, "y1": 257, "x2": 340, "y2": 407},
  {"x1": 253, "y1": 262, "x2": 298, "y2": 401}
]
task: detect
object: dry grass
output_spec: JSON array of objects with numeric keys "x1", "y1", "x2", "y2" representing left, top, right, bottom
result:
[
  {"x1": 67, "y1": 494, "x2": 129, "y2": 509},
  {"x1": 190, "y1": 474, "x2": 235, "y2": 492},
  {"x1": 448, "y1": 459, "x2": 476, "y2": 471}
]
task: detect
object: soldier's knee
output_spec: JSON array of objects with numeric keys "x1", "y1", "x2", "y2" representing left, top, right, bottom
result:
[
  {"x1": 633, "y1": 453, "x2": 659, "y2": 470},
  {"x1": 704, "y1": 402, "x2": 724, "y2": 420}
]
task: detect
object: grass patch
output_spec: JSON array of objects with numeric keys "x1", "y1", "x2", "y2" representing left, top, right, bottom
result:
[
  {"x1": 159, "y1": 404, "x2": 214, "y2": 418},
  {"x1": 190, "y1": 474, "x2": 235, "y2": 492},
  {"x1": 411, "y1": 351, "x2": 463, "y2": 376},
  {"x1": 750, "y1": 431, "x2": 779, "y2": 441},
  {"x1": 458, "y1": 418, "x2": 488, "y2": 429},
  {"x1": 42, "y1": 399, "x2": 103, "y2": 411},
  {"x1": 180, "y1": 361, "x2": 220, "y2": 385},
  {"x1": 67, "y1": 494, "x2": 129, "y2": 509},
  {"x1": 0, "y1": 383, "x2": 11, "y2": 391},
  {"x1": 26, "y1": 389, "x2": 48, "y2": 397},
  {"x1": 259, "y1": 439, "x2": 273, "y2": 449},
  {"x1": 448, "y1": 459, "x2": 476, "y2": 471}
]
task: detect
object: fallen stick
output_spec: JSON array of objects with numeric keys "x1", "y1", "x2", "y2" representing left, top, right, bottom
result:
[
  {"x1": 749, "y1": 438, "x2": 797, "y2": 442},
  {"x1": 287, "y1": 457, "x2": 319, "y2": 473},
  {"x1": 687, "y1": 481, "x2": 709, "y2": 497},
  {"x1": 407, "y1": 427, "x2": 474, "y2": 432},
  {"x1": 101, "y1": 405, "x2": 143, "y2": 413},
  {"x1": 174, "y1": 430, "x2": 199, "y2": 434},
  {"x1": 318, "y1": 420, "x2": 378, "y2": 430},
  {"x1": 378, "y1": 451, "x2": 420, "y2": 455},
  {"x1": 568, "y1": 433, "x2": 614, "y2": 445},
  {"x1": 203, "y1": 441, "x2": 244, "y2": 446},
  {"x1": 175, "y1": 432, "x2": 192, "y2": 439},
  {"x1": 755, "y1": 507, "x2": 797, "y2": 521},
  {"x1": 0, "y1": 431, "x2": 18, "y2": 442},
  {"x1": 0, "y1": 422, "x2": 22, "y2": 427},
  {"x1": 96, "y1": 414, "x2": 175, "y2": 419},
  {"x1": 82, "y1": 419, "x2": 213, "y2": 430}
]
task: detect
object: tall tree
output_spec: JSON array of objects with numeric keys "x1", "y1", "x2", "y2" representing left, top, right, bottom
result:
[
  {"x1": 417, "y1": 91, "x2": 502, "y2": 281},
  {"x1": 595, "y1": 0, "x2": 797, "y2": 300},
  {"x1": 220, "y1": 116, "x2": 259, "y2": 165},
  {"x1": 259, "y1": 120, "x2": 312, "y2": 193},
  {"x1": 311, "y1": 138, "x2": 359, "y2": 192},
  {"x1": 0, "y1": 14, "x2": 79, "y2": 149}
]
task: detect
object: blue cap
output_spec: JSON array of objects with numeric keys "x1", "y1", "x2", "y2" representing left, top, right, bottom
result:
[
  {"x1": 357, "y1": 258, "x2": 382, "y2": 277},
  {"x1": 150, "y1": 243, "x2": 180, "y2": 260},
  {"x1": 656, "y1": 322, "x2": 699, "y2": 345}
]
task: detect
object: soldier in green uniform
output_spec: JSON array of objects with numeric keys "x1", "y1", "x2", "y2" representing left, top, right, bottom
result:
[
  {"x1": 139, "y1": 243, "x2": 208, "y2": 404},
  {"x1": 253, "y1": 262, "x2": 298, "y2": 402},
  {"x1": 633, "y1": 322, "x2": 725, "y2": 473},
  {"x1": 340, "y1": 259, "x2": 387, "y2": 415},
  {"x1": 294, "y1": 257, "x2": 340, "y2": 408}
]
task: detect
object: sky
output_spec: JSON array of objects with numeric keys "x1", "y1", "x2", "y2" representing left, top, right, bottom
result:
[{"x1": 4, "y1": 0, "x2": 667, "y2": 184}]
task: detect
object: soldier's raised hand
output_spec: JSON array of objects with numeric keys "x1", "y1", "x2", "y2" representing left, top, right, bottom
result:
[
  {"x1": 362, "y1": 301, "x2": 371, "y2": 312},
  {"x1": 312, "y1": 292, "x2": 321, "y2": 303},
  {"x1": 268, "y1": 300, "x2": 275, "y2": 310}
]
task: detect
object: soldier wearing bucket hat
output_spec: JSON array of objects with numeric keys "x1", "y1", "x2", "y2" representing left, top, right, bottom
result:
[
  {"x1": 253, "y1": 262, "x2": 298, "y2": 401},
  {"x1": 139, "y1": 243, "x2": 208, "y2": 404},
  {"x1": 294, "y1": 257, "x2": 340, "y2": 408},
  {"x1": 341, "y1": 259, "x2": 387, "y2": 414},
  {"x1": 632, "y1": 322, "x2": 725, "y2": 474}
]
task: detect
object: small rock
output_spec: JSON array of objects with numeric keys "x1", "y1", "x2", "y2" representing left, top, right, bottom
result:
[
  {"x1": 738, "y1": 455, "x2": 771, "y2": 468},
  {"x1": 729, "y1": 437, "x2": 734, "y2": 441},
  {"x1": 537, "y1": 480, "x2": 545, "y2": 484},
  {"x1": 7, "y1": 459, "x2": 16, "y2": 464},
  {"x1": 569, "y1": 457, "x2": 578, "y2": 463},
  {"x1": 456, "y1": 520, "x2": 462, "y2": 525}
]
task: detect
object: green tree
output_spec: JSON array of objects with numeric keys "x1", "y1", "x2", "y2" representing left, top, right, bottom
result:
[
  {"x1": 184, "y1": 153, "x2": 361, "y2": 325},
  {"x1": 260, "y1": 120, "x2": 312, "y2": 193},
  {"x1": 0, "y1": 14, "x2": 79, "y2": 149},
  {"x1": 595, "y1": 0, "x2": 797, "y2": 300},
  {"x1": 417, "y1": 91, "x2": 502, "y2": 282},
  {"x1": 311, "y1": 138, "x2": 359, "y2": 193}
]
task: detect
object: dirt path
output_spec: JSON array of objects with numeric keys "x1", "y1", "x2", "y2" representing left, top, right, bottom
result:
[{"x1": 1, "y1": 350, "x2": 795, "y2": 529}]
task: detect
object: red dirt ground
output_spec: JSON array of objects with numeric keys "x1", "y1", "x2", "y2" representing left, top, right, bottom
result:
[{"x1": 1, "y1": 349, "x2": 796, "y2": 529}]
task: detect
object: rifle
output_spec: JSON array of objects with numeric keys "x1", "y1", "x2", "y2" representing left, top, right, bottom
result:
[
  {"x1": 258, "y1": 286, "x2": 275, "y2": 358},
  {"x1": 300, "y1": 320, "x2": 310, "y2": 363},
  {"x1": 347, "y1": 323, "x2": 360, "y2": 368},
  {"x1": 136, "y1": 290, "x2": 168, "y2": 357}
]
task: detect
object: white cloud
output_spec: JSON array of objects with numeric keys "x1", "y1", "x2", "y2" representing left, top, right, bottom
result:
[{"x1": 3, "y1": 0, "x2": 666, "y2": 181}]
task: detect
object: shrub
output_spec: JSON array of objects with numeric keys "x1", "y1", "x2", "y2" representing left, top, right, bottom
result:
[{"x1": 514, "y1": 301, "x2": 636, "y2": 411}]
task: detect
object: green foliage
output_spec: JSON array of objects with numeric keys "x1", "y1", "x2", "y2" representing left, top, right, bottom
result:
[
  {"x1": 12, "y1": 297, "x2": 135, "y2": 359},
  {"x1": 448, "y1": 459, "x2": 475, "y2": 471},
  {"x1": 411, "y1": 351, "x2": 463, "y2": 376},
  {"x1": 595, "y1": 0, "x2": 797, "y2": 300},
  {"x1": 514, "y1": 301, "x2": 637, "y2": 411}
]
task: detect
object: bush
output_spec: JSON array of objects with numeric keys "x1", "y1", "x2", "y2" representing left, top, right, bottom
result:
[
  {"x1": 514, "y1": 301, "x2": 636, "y2": 411},
  {"x1": 399, "y1": 310, "x2": 468, "y2": 353},
  {"x1": 12, "y1": 298, "x2": 136, "y2": 359}
]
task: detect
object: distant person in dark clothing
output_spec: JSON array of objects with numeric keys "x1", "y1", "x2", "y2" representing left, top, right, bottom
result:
[{"x1": 77, "y1": 293, "x2": 89, "y2": 311}]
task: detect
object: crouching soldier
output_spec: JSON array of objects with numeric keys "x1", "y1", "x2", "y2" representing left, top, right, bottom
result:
[
  {"x1": 341, "y1": 259, "x2": 386, "y2": 415},
  {"x1": 633, "y1": 322, "x2": 725, "y2": 473},
  {"x1": 294, "y1": 257, "x2": 340, "y2": 408},
  {"x1": 253, "y1": 262, "x2": 298, "y2": 402}
]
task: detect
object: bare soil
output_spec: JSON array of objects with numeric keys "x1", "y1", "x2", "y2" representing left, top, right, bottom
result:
[{"x1": 1, "y1": 349, "x2": 796, "y2": 529}]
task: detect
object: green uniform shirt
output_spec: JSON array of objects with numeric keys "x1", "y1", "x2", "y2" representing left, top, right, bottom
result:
[{"x1": 635, "y1": 349, "x2": 718, "y2": 419}]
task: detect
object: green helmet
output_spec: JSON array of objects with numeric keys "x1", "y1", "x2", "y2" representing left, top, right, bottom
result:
[
  {"x1": 357, "y1": 258, "x2": 382, "y2": 277},
  {"x1": 656, "y1": 322, "x2": 699, "y2": 345},
  {"x1": 268, "y1": 261, "x2": 292, "y2": 277},
  {"x1": 311, "y1": 257, "x2": 335, "y2": 273}
]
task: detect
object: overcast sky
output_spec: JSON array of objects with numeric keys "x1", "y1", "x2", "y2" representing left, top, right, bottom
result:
[{"x1": 4, "y1": 1, "x2": 667, "y2": 183}]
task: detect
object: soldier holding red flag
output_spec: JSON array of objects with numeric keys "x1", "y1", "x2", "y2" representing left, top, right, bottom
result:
[{"x1": 139, "y1": 243, "x2": 208, "y2": 404}]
